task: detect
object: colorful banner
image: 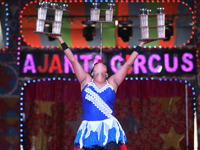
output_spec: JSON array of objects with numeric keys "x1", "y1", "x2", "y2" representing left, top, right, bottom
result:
[{"x1": 19, "y1": 48, "x2": 197, "y2": 77}]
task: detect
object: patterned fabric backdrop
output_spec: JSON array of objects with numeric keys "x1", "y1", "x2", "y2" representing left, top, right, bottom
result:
[
  {"x1": 0, "y1": 97, "x2": 20, "y2": 150},
  {"x1": 22, "y1": 78, "x2": 194, "y2": 150}
]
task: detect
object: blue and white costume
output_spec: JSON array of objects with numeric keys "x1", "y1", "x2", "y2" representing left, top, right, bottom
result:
[{"x1": 74, "y1": 80, "x2": 127, "y2": 149}]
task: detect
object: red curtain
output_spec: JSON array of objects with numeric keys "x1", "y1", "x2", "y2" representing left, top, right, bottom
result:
[{"x1": 23, "y1": 78, "x2": 194, "y2": 150}]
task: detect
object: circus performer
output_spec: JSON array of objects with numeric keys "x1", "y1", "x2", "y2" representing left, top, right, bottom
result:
[{"x1": 46, "y1": 34, "x2": 153, "y2": 150}]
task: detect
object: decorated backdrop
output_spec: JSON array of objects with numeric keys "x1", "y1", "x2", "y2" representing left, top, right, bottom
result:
[{"x1": 22, "y1": 78, "x2": 194, "y2": 150}]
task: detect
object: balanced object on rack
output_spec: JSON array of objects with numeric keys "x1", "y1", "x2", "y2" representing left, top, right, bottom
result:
[
  {"x1": 89, "y1": 3, "x2": 115, "y2": 57},
  {"x1": 34, "y1": 1, "x2": 68, "y2": 36},
  {"x1": 89, "y1": 3, "x2": 115, "y2": 23},
  {"x1": 139, "y1": 7, "x2": 166, "y2": 41}
]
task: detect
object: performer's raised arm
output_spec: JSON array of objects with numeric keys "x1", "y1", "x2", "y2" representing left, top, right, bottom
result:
[
  {"x1": 108, "y1": 41, "x2": 150, "y2": 92},
  {"x1": 51, "y1": 35, "x2": 92, "y2": 90}
]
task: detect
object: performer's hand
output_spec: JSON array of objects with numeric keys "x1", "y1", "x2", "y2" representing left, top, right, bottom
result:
[
  {"x1": 43, "y1": 33, "x2": 64, "y2": 43},
  {"x1": 139, "y1": 39, "x2": 158, "y2": 47},
  {"x1": 141, "y1": 39, "x2": 157, "y2": 43},
  {"x1": 42, "y1": 33, "x2": 61, "y2": 39}
]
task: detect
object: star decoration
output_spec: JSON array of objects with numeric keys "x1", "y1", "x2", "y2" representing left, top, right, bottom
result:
[
  {"x1": 0, "y1": 65, "x2": 15, "y2": 91},
  {"x1": 120, "y1": 112, "x2": 143, "y2": 135},
  {"x1": 160, "y1": 127, "x2": 184, "y2": 150},
  {"x1": 35, "y1": 100, "x2": 55, "y2": 116},
  {"x1": 152, "y1": 97, "x2": 179, "y2": 113},
  {"x1": 31, "y1": 129, "x2": 52, "y2": 150}
]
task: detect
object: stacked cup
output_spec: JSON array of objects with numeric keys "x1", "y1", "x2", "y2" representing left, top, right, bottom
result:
[
  {"x1": 157, "y1": 7, "x2": 165, "y2": 38},
  {"x1": 105, "y1": 3, "x2": 115, "y2": 22},
  {"x1": 140, "y1": 8, "x2": 151, "y2": 39},
  {"x1": 90, "y1": 3, "x2": 100, "y2": 21},
  {"x1": 51, "y1": 3, "x2": 62, "y2": 34},
  {"x1": 36, "y1": 2, "x2": 48, "y2": 32}
]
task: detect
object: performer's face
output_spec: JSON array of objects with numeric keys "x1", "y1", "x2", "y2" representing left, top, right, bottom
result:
[{"x1": 93, "y1": 63, "x2": 107, "y2": 80}]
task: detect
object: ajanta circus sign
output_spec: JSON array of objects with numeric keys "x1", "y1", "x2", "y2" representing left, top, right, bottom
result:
[{"x1": 19, "y1": 48, "x2": 197, "y2": 77}]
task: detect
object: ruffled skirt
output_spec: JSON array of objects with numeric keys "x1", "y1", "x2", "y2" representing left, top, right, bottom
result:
[{"x1": 74, "y1": 118, "x2": 127, "y2": 149}]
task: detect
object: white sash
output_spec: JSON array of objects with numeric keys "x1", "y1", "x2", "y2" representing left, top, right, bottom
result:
[{"x1": 85, "y1": 87, "x2": 116, "y2": 120}]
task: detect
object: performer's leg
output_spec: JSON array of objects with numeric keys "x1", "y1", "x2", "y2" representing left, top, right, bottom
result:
[
  {"x1": 74, "y1": 147, "x2": 79, "y2": 150},
  {"x1": 118, "y1": 144, "x2": 127, "y2": 150},
  {"x1": 106, "y1": 142, "x2": 118, "y2": 150}
]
